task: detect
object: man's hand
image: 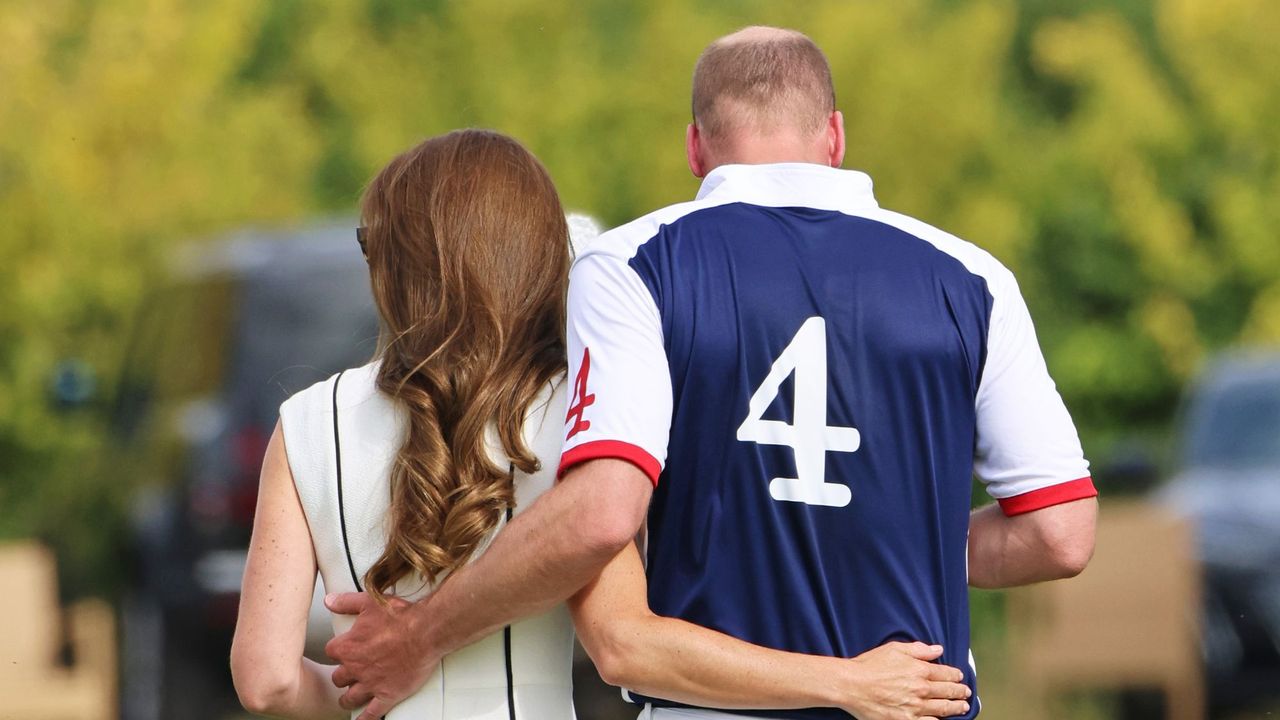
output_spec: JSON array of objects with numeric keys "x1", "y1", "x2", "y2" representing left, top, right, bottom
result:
[
  {"x1": 839, "y1": 642, "x2": 971, "y2": 720},
  {"x1": 324, "y1": 592, "x2": 437, "y2": 720}
]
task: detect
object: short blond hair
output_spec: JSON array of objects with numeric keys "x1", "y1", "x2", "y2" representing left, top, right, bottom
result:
[{"x1": 692, "y1": 26, "x2": 835, "y2": 138}]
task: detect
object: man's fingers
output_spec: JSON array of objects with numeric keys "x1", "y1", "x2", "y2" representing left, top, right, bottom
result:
[
  {"x1": 925, "y1": 662, "x2": 965, "y2": 683},
  {"x1": 326, "y1": 591, "x2": 371, "y2": 615},
  {"x1": 324, "y1": 633, "x2": 352, "y2": 663},
  {"x1": 901, "y1": 641, "x2": 944, "y2": 660},
  {"x1": 922, "y1": 698, "x2": 971, "y2": 717},
  {"x1": 356, "y1": 698, "x2": 391, "y2": 720},
  {"x1": 331, "y1": 664, "x2": 355, "y2": 688},
  {"x1": 340, "y1": 684, "x2": 374, "y2": 711},
  {"x1": 926, "y1": 680, "x2": 971, "y2": 700}
]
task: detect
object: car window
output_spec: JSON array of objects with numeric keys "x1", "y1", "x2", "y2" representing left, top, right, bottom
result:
[
  {"x1": 228, "y1": 261, "x2": 380, "y2": 428},
  {"x1": 1185, "y1": 380, "x2": 1280, "y2": 469}
]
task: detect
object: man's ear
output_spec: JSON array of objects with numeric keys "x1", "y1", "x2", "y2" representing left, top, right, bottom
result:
[
  {"x1": 686, "y1": 123, "x2": 707, "y2": 178},
  {"x1": 827, "y1": 110, "x2": 846, "y2": 168}
]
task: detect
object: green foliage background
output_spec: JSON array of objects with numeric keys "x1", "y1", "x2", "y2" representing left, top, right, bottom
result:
[{"x1": 2, "y1": 0, "x2": 1279, "y2": 594}]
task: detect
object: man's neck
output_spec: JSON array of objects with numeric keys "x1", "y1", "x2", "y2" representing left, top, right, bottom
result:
[{"x1": 703, "y1": 139, "x2": 833, "y2": 173}]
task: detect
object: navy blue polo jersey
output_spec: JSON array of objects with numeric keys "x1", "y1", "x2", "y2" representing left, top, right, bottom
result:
[{"x1": 558, "y1": 163, "x2": 1094, "y2": 719}]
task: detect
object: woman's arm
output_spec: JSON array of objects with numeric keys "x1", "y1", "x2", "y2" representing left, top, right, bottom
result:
[
  {"x1": 569, "y1": 543, "x2": 971, "y2": 720},
  {"x1": 230, "y1": 421, "x2": 345, "y2": 719}
]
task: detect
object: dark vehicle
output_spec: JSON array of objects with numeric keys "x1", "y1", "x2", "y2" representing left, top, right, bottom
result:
[
  {"x1": 1156, "y1": 351, "x2": 1280, "y2": 711},
  {"x1": 116, "y1": 222, "x2": 378, "y2": 720}
]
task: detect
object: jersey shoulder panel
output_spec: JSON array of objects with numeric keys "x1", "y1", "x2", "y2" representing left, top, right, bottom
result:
[
  {"x1": 858, "y1": 207, "x2": 1016, "y2": 294},
  {"x1": 576, "y1": 197, "x2": 728, "y2": 264}
]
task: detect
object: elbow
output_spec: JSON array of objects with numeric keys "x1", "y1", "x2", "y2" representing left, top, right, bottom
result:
[
  {"x1": 1048, "y1": 534, "x2": 1095, "y2": 579},
  {"x1": 236, "y1": 688, "x2": 288, "y2": 717},
  {"x1": 573, "y1": 607, "x2": 656, "y2": 691},
  {"x1": 1040, "y1": 509, "x2": 1097, "y2": 580},
  {"x1": 1032, "y1": 496, "x2": 1098, "y2": 581},
  {"x1": 233, "y1": 673, "x2": 294, "y2": 716},
  {"x1": 579, "y1": 510, "x2": 640, "y2": 559},
  {"x1": 577, "y1": 490, "x2": 649, "y2": 560},
  {"x1": 593, "y1": 645, "x2": 635, "y2": 688},
  {"x1": 583, "y1": 627, "x2": 646, "y2": 689},
  {"x1": 230, "y1": 645, "x2": 296, "y2": 715}
]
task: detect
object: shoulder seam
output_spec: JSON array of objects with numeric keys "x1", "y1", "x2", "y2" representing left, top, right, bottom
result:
[{"x1": 577, "y1": 197, "x2": 733, "y2": 263}]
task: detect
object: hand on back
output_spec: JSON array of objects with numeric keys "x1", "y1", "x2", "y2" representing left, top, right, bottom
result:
[
  {"x1": 839, "y1": 641, "x2": 970, "y2": 720},
  {"x1": 325, "y1": 592, "x2": 436, "y2": 720}
]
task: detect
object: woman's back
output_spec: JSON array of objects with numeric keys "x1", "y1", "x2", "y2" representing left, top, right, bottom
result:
[{"x1": 279, "y1": 362, "x2": 574, "y2": 719}]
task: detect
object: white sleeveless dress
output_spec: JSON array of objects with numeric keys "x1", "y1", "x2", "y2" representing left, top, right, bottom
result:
[{"x1": 279, "y1": 362, "x2": 576, "y2": 720}]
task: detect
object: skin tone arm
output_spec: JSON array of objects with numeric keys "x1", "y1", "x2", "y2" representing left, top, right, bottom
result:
[
  {"x1": 229, "y1": 422, "x2": 345, "y2": 719},
  {"x1": 324, "y1": 458, "x2": 653, "y2": 719},
  {"x1": 570, "y1": 542, "x2": 972, "y2": 720},
  {"x1": 968, "y1": 496, "x2": 1098, "y2": 589}
]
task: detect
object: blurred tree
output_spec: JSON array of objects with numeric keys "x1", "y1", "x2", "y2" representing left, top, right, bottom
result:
[
  {"x1": 1, "y1": 0, "x2": 1278, "y2": 595},
  {"x1": 0, "y1": 0, "x2": 322, "y2": 593},
  {"x1": 1010, "y1": 0, "x2": 1280, "y2": 453}
]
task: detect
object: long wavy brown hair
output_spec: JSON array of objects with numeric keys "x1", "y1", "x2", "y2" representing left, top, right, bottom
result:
[{"x1": 358, "y1": 129, "x2": 569, "y2": 599}]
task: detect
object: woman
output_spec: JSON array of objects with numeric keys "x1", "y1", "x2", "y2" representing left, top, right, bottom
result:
[{"x1": 230, "y1": 129, "x2": 969, "y2": 719}]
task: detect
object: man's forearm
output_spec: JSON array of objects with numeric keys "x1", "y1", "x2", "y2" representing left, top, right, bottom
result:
[
  {"x1": 411, "y1": 459, "x2": 652, "y2": 657},
  {"x1": 967, "y1": 498, "x2": 1097, "y2": 588}
]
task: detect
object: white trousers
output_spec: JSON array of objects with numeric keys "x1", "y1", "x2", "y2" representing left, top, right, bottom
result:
[{"x1": 640, "y1": 706, "x2": 789, "y2": 720}]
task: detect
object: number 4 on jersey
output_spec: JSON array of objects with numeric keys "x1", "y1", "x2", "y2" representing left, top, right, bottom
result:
[
  {"x1": 737, "y1": 316, "x2": 860, "y2": 508},
  {"x1": 565, "y1": 347, "x2": 595, "y2": 440}
]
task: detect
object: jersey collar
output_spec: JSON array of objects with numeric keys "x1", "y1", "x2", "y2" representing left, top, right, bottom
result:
[{"x1": 694, "y1": 163, "x2": 879, "y2": 213}]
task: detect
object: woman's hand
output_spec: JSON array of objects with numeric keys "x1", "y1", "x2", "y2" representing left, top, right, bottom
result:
[{"x1": 838, "y1": 642, "x2": 971, "y2": 720}]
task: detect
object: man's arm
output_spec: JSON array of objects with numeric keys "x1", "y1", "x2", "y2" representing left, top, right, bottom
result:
[
  {"x1": 324, "y1": 459, "x2": 652, "y2": 719},
  {"x1": 968, "y1": 263, "x2": 1098, "y2": 589},
  {"x1": 572, "y1": 542, "x2": 971, "y2": 720},
  {"x1": 967, "y1": 496, "x2": 1097, "y2": 589}
]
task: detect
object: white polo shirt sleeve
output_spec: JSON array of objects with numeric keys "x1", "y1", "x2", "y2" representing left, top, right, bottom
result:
[
  {"x1": 974, "y1": 267, "x2": 1096, "y2": 516},
  {"x1": 557, "y1": 251, "x2": 672, "y2": 485}
]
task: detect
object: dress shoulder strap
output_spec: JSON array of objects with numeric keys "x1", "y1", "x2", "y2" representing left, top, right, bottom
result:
[{"x1": 332, "y1": 370, "x2": 363, "y2": 591}]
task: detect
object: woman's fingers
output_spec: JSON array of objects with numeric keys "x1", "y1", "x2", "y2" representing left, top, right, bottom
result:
[
  {"x1": 921, "y1": 698, "x2": 971, "y2": 717},
  {"x1": 925, "y1": 662, "x2": 965, "y2": 683},
  {"x1": 899, "y1": 641, "x2": 945, "y2": 661},
  {"x1": 927, "y1": 680, "x2": 971, "y2": 700}
]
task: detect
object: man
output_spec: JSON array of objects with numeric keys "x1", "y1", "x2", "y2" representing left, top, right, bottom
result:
[{"x1": 326, "y1": 26, "x2": 1097, "y2": 720}]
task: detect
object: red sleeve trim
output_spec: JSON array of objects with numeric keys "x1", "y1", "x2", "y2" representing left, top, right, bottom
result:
[
  {"x1": 998, "y1": 477, "x2": 1098, "y2": 517},
  {"x1": 557, "y1": 440, "x2": 662, "y2": 487}
]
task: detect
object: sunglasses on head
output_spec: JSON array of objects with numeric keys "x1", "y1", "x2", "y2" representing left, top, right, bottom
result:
[{"x1": 356, "y1": 226, "x2": 368, "y2": 259}]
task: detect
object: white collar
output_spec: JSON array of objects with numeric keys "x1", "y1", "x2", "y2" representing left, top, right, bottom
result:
[{"x1": 694, "y1": 163, "x2": 879, "y2": 213}]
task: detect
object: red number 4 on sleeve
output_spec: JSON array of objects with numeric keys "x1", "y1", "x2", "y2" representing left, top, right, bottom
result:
[{"x1": 565, "y1": 347, "x2": 595, "y2": 440}]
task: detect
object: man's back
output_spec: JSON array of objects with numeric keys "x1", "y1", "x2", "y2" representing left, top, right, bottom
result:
[{"x1": 560, "y1": 163, "x2": 1092, "y2": 719}]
